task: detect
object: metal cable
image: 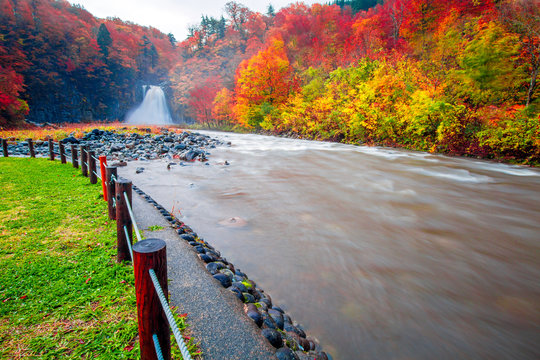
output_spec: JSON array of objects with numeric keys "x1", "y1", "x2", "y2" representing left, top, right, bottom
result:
[
  {"x1": 91, "y1": 155, "x2": 100, "y2": 161},
  {"x1": 149, "y1": 269, "x2": 193, "y2": 360},
  {"x1": 152, "y1": 334, "x2": 165, "y2": 360},
  {"x1": 92, "y1": 170, "x2": 102, "y2": 180},
  {"x1": 123, "y1": 192, "x2": 142, "y2": 243},
  {"x1": 112, "y1": 197, "x2": 116, "y2": 207},
  {"x1": 123, "y1": 225, "x2": 134, "y2": 261},
  {"x1": 83, "y1": 162, "x2": 89, "y2": 167}
]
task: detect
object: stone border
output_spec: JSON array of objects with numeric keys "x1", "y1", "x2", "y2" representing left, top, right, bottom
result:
[{"x1": 131, "y1": 184, "x2": 331, "y2": 360}]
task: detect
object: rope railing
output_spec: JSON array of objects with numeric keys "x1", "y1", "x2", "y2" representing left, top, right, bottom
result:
[
  {"x1": 149, "y1": 268, "x2": 194, "y2": 360},
  {"x1": 123, "y1": 225, "x2": 134, "y2": 261},
  {"x1": 124, "y1": 191, "x2": 142, "y2": 243},
  {"x1": 153, "y1": 334, "x2": 166, "y2": 360}
]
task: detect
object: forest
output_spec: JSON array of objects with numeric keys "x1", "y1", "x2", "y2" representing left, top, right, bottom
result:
[{"x1": 1, "y1": 0, "x2": 539, "y2": 163}]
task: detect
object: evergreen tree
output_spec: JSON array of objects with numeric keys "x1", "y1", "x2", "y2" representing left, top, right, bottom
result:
[{"x1": 97, "y1": 23, "x2": 112, "y2": 57}]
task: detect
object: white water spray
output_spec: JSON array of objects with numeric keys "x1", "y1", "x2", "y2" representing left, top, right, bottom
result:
[{"x1": 125, "y1": 85, "x2": 173, "y2": 125}]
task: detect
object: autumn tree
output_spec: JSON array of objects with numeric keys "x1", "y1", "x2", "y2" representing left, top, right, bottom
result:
[
  {"x1": 187, "y1": 77, "x2": 222, "y2": 127},
  {"x1": 497, "y1": 0, "x2": 540, "y2": 106},
  {"x1": 234, "y1": 35, "x2": 296, "y2": 128}
]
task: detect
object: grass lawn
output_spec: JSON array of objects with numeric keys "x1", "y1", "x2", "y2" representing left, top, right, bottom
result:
[{"x1": 0, "y1": 157, "x2": 198, "y2": 359}]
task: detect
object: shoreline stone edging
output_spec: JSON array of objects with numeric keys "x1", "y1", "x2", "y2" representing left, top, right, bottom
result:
[{"x1": 131, "y1": 183, "x2": 331, "y2": 360}]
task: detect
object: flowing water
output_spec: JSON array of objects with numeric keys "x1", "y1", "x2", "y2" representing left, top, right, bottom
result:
[
  {"x1": 119, "y1": 132, "x2": 540, "y2": 360},
  {"x1": 125, "y1": 85, "x2": 173, "y2": 125}
]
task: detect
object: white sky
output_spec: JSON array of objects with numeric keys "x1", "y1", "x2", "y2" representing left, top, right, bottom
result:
[{"x1": 68, "y1": 1, "x2": 323, "y2": 40}]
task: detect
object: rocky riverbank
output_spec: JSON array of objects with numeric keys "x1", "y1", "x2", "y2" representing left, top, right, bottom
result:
[{"x1": 4, "y1": 128, "x2": 226, "y2": 162}]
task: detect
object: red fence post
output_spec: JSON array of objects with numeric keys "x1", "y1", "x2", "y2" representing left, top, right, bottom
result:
[
  {"x1": 116, "y1": 178, "x2": 132, "y2": 263},
  {"x1": 106, "y1": 166, "x2": 118, "y2": 220},
  {"x1": 27, "y1": 139, "x2": 35, "y2": 158},
  {"x1": 89, "y1": 150, "x2": 97, "y2": 184},
  {"x1": 99, "y1": 156, "x2": 108, "y2": 200},
  {"x1": 133, "y1": 239, "x2": 171, "y2": 360},
  {"x1": 71, "y1": 144, "x2": 78, "y2": 168},
  {"x1": 80, "y1": 145, "x2": 88, "y2": 177},
  {"x1": 59, "y1": 142, "x2": 66, "y2": 164},
  {"x1": 1, "y1": 139, "x2": 8, "y2": 157},
  {"x1": 48, "y1": 139, "x2": 54, "y2": 161}
]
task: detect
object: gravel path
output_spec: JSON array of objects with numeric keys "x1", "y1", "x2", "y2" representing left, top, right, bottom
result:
[{"x1": 132, "y1": 192, "x2": 278, "y2": 360}]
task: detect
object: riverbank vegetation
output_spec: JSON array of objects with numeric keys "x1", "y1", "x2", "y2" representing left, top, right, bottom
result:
[
  {"x1": 1, "y1": 0, "x2": 538, "y2": 164},
  {"x1": 0, "y1": 157, "x2": 198, "y2": 358}
]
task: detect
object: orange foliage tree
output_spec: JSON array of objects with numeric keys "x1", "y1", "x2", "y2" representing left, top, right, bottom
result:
[{"x1": 234, "y1": 35, "x2": 296, "y2": 128}]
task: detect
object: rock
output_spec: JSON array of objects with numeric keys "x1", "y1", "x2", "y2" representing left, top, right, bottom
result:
[
  {"x1": 206, "y1": 262, "x2": 225, "y2": 275},
  {"x1": 180, "y1": 233, "x2": 195, "y2": 242},
  {"x1": 231, "y1": 282, "x2": 248, "y2": 293},
  {"x1": 246, "y1": 309, "x2": 263, "y2": 327},
  {"x1": 260, "y1": 294, "x2": 272, "y2": 308},
  {"x1": 136, "y1": 167, "x2": 145, "y2": 174},
  {"x1": 213, "y1": 273, "x2": 231, "y2": 288},
  {"x1": 163, "y1": 136, "x2": 174, "y2": 142},
  {"x1": 261, "y1": 312, "x2": 278, "y2": 330},
  {"x1": 261, "y1": 328, "x2": 283, "y2": 348},
  {"x1": 219, "y1": 268, "x2": 234, "y2": 280},
  {"x1": 242, "y1": 292, "x2": 255, "y2": 303},
  {"x1": 61, "y1": 136, "x2": 79, "y2": 144},
  {"x1": 111, "y1": 161, "x2": 127, "y2": 167},
  {"x1": 185, "y1": 149, "x2": 201, "y2": 161},
  {"x1": 276, "y1": 347, "x2": 299, "y2": 360},
  {"x1": 199, "y1": 254, "x2": 213, "y2": 263},
  {"x1": 284, "y1": 323, "x2": 306, "y2": 338},
  {"x1": 174, "y1": 143, "x2": 187, "y2": 151},
  {"x1": 110, "y1": 143, "x2": 124, "y2": 152},
  {"x1": 218, "y1": 216, "x2": 247, "y2": 228},
  {"x1": 283, "y1": 313, "x2": 292, "y2": 324},
  {"x1": 194, "y1": 245, "x2": 205, "y2": 254},
  {"x1": 268, "y1": 309, "x2": 284, "y2": 330},
  {"x1": 230, "y1": 288, "x2": 243, "y2": 301}
]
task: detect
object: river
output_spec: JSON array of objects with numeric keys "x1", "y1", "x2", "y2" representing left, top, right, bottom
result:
[{"x1": 118, "y1": 131, "x2": 540, "y2": 360}]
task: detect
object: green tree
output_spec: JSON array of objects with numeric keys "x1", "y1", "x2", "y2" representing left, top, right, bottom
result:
[{"x1": 97, "y1": 23, "x2": 112, "y2": 57}]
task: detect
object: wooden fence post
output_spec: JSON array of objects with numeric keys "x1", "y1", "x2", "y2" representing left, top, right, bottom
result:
[
  {"x1": 71, "y1": 144, "x2": 78, "y2": 168},
  {"x1": 89, "y1": 150, "x2": 97, "y2": 184},
  {"x1": 80, "y1": 145, "x2": 88, "y2": 177},
  {"x1": 1, "y1": 139, "x2": 8, "y2": 157},
  {"x1": 133, "y1": 239, "x2": 171, "y2": 360},
  {"x1": 99, "y1": 156, "x2": 108, "y2": 200},
  {"x1": 48, "y1": 139, "x2": 54, "y2": 161},
  {"x1": 116, "y1": 178, "x2": 133, "y2": 263},
  {"x1": 106, "y1": 166, "x2": 118, "y2": 220},
  {"x1": 27, "y1": 139, "x2": 35, "y2": 158},
  {"x1": 59, "y1": 142, "x2": 66, "y2": 164}
]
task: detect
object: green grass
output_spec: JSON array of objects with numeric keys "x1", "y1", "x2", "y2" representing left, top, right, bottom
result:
[
  {"x1": 146, "y1": 225, "x2": 165, "y2": 232},
  {"x1": 0, "y1": 158, "x2": 200, "y2": 359}
]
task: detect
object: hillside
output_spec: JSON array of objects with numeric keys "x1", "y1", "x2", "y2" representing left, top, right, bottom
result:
[{"x1": 1, "y1": 0, "x2": 538, "y2": 163}]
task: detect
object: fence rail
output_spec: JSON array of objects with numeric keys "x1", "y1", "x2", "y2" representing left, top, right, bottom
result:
[{"x1": 1, "y1": 137, "x2": 192, "y2": 360}]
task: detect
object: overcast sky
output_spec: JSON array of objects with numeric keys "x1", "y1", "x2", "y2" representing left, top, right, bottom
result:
[{"x1": 68, "y1": 1, "x2": 323, "y2": 41}]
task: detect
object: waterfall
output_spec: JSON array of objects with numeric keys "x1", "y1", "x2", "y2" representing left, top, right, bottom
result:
[{"x1": 125, "y1": 85, "x2": 173, "y2": 125}]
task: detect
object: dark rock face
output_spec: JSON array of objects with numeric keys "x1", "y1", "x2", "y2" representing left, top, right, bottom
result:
[
  {"x1": 206, "y1": 262, "x2": 225, "y2": 275},
  {"x1": 247, "y1": 309, "x2": 263, "y2": 327},
  {"x1": 213, "y1": 273, "x2": 232, "y2": 288},
  {"x1": 262, "y1": 328, "x2": 283, "y2": 349},
  {"x1": 276, "y1": 347, "x2": 299, "y2": 360}
]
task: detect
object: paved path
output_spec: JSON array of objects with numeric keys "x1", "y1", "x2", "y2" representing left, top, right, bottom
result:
[{"x1": 132, "y1": 193, "x2": 277, "y2": 360}]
